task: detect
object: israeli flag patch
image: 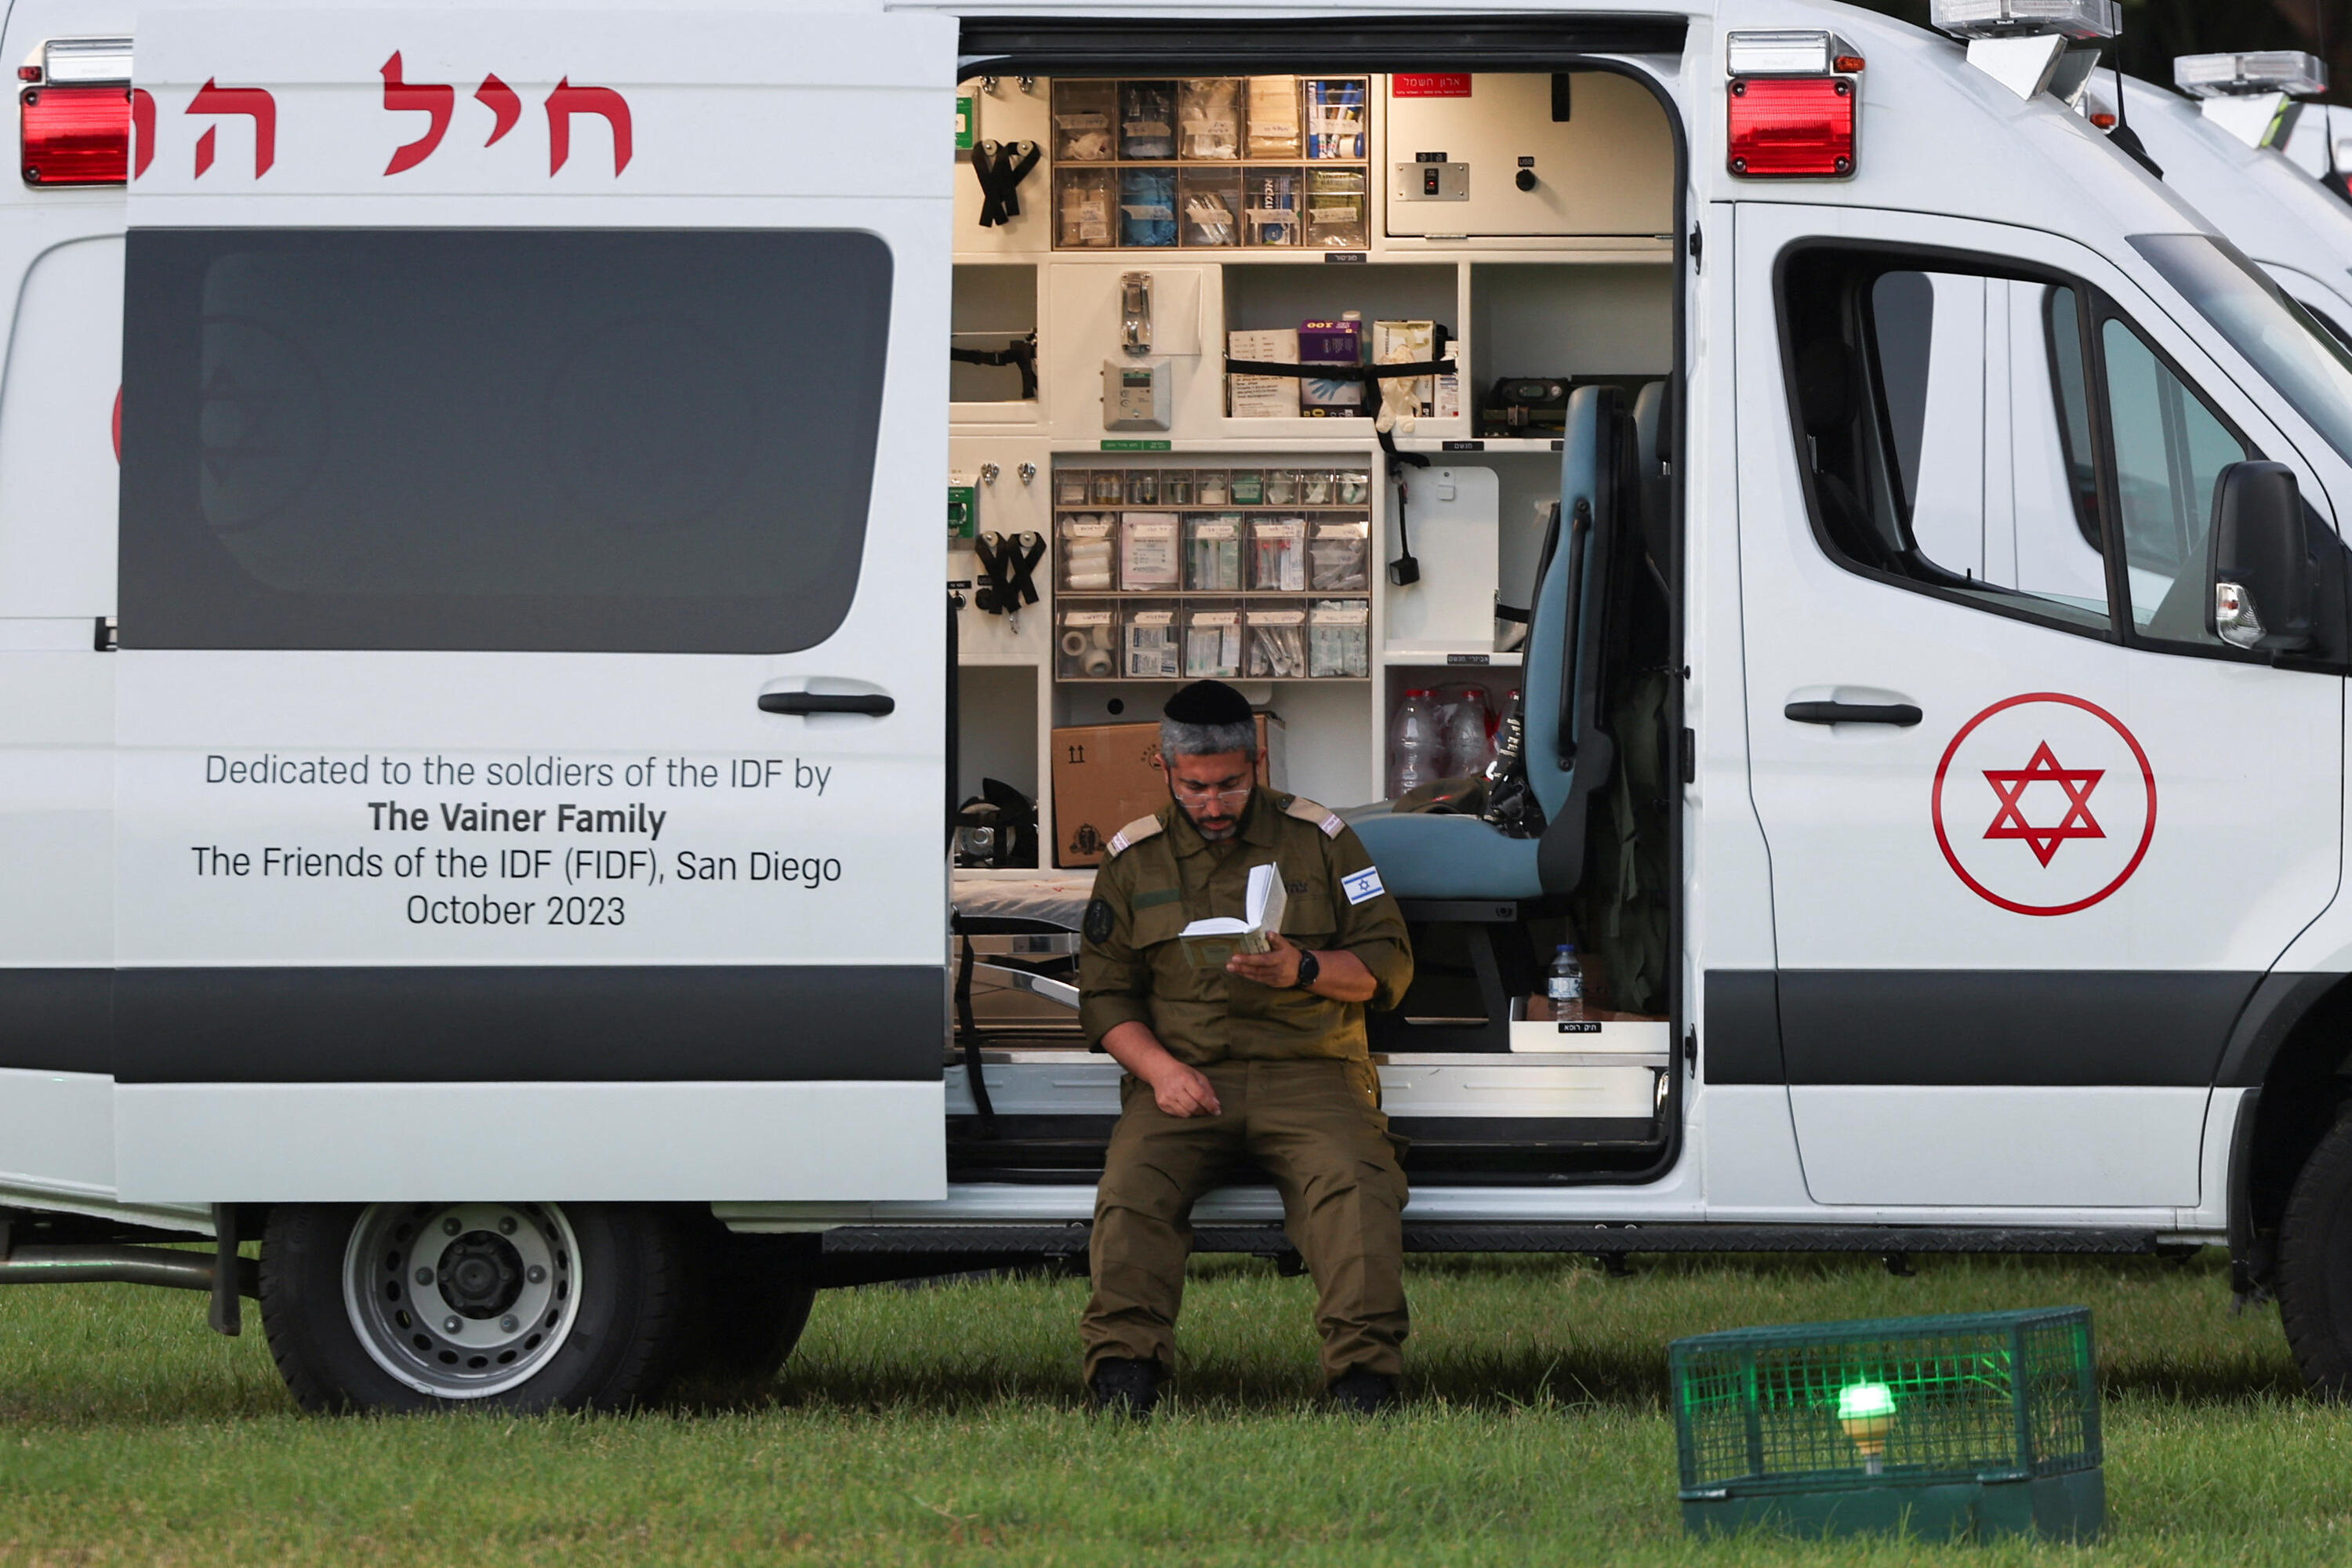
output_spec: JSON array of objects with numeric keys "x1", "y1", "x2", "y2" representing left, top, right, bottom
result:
[{"x1": 1341, "y1": 866, "x2": 1385, "y2": 906}]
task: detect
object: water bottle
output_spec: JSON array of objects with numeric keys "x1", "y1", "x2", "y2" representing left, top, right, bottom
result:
[
  {"x1": 1442, "y1": 689, "x2": 1494, "y2": 779},
  {"x1": 1548, "y1": 943, "x2": 1584, "y2": 1021},
  {"x1": 1388, "y1": 688, "x2": 1439, "y2": 798}
]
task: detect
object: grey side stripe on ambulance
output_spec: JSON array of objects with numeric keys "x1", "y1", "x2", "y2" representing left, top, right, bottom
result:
[{"x1": 0, "y1": 966, "x2": 942, "y2": 1083}]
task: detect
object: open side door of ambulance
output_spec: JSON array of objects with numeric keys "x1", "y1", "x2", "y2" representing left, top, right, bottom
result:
[{"x1": 110, "y1": 5, "x2": 956, "y2": 1203}]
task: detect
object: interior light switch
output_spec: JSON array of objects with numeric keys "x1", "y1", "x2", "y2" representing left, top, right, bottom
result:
[{"x1": 1392, "y1": 161, "x2": 1468, "y2": 201}]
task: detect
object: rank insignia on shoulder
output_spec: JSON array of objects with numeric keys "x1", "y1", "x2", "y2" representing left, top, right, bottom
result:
[
  {"x1": 1083, "y1": 896, "x2": 1115, "y2": 944},
  {"x1": 1106, "y1": 815, "x2": 1164, "y2": 855},
  {"x1": 1283, "y1": 795, "x2": 1345, "y2": 838}
]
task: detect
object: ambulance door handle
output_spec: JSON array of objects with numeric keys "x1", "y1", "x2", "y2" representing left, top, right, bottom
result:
[
  {"x1": 1784, "y1": 701, "x2": 1921, "y2": 727},
  {"x1": 759, "y1": 692, "x2": 895, "y2": 717}
]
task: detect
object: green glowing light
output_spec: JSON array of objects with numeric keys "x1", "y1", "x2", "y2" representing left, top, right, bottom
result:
[{"x1": 1837, "y1": 1381, "x2": 1896, "y2": 1421}]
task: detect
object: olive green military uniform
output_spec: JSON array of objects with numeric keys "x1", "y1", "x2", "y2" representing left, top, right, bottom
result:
[{"x1": 1078, "y1": 786, "x2": 1415, "y2": 1384}]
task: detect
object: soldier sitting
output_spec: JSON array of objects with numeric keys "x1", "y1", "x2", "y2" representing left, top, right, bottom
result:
[{"x1": 1077, "y1": 678, "x2": 1414, "y2": 1417}]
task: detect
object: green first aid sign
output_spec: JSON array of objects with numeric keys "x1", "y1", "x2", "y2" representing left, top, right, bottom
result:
[{"x1": 956, "y1": 96, "x2": 976, "y2": 151}]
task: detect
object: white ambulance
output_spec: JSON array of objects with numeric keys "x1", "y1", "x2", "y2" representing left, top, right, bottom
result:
[
  {"x1": 9, "y1": 0, "x2": 2352, "y2": 1413},
  {"x1": 2092, "y1": 53, "x2": 2352, "y2": 338}
]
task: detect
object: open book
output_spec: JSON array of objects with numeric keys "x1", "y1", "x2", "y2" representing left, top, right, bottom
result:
[{"x1": 1178, "y1": 861, "x2": 1288, "y2": 967}]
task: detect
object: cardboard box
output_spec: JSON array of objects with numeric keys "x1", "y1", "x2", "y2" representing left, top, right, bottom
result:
[
  {"x1": 1299, "y1": 316, "x2": 1366, "y2": 416},
  {"x1": 1229, "y1": 328, "x2": 1300, "y2": 418},
  {"x1": 1053, "y1": 713, "x2": 1287, "y2": 867}
]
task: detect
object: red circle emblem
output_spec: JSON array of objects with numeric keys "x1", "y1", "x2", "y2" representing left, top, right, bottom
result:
[{"x1": 1930, "y1": 692, "x2": 2156, "y2": 917}]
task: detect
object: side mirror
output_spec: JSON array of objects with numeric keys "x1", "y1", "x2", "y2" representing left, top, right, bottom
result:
[{"x1": 2209, "y1": 461, "x2": 2314, "y2": 653}]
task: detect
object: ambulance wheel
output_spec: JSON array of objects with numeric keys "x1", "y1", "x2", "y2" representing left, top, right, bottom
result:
[
  {"x1": 666, "y1": 1227, "x2": 818, "y2": 1392},
  {"x1": 2275, "y1": 1111, "x2": 2352, "y2": 1394},
  {"x1": 260, "y1": 1201, "x2": 688, "y2": 1413}
]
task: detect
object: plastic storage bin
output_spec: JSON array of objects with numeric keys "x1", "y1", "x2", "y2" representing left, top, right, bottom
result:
[
  {"x1": 1056, "y1": 603, "x2": 1120, "y2": 680},
  {"x1": 1309, "y1": 519, "x2": 1370, "y2": 590},
  {"x1": 1250, "y1": 517, "x2": 1308, "y2": 592},
  {"x1": 1058, "y1": 514, "x2": 1116, "y2": 593},
  {"x1": 1183, "y1": 603, "x2": 1244, "y2": 679},
  {"x1": 1185, "y1": 514, "x2": 1245, "y2": 592},
  {"x1": 1051, "y1": 80, "x2": 1116, "y2": 162},
  {"x1": 1123, "y1": 606, "x2": 1182, "y2": 680},
  {"x1": 1119, "y1": 512, "x2": 1181, "y2": 592},
  {"x1": 1308, "y1": 598, "x2": 1371, "y2": 677},
  {"x1": 1246, "y1": 605, "x2": 1309, "y2": 679}
]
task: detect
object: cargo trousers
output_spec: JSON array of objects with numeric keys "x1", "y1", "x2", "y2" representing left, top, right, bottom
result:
[{"x1": 1081, "y1": 1056, "x2": 1410, "y2": 1384}]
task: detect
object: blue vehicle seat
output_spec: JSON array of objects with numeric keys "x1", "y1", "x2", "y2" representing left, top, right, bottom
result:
[{"x1": 1350, "y1": 382, "x2": 1638, "y2": 901}]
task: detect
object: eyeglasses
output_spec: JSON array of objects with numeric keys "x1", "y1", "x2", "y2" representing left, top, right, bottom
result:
[{"x1": 1171, "y1": 781, "x2": 1252, "y2": 804}]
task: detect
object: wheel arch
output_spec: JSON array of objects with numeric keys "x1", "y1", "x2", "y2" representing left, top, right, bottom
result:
[{"x1": 2223, "y1": 972, "x2": 2352, "y2": 1292}]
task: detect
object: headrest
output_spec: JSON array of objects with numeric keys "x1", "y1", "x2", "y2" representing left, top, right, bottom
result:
[
  {"x1": 1632, "y1": 379, "x2": 1667, "y2": 474},
  {"x1": 1795, "y1": 339, "x2": 1856, "y2": 437}
]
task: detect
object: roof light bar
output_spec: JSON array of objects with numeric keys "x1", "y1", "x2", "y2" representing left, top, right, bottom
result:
[
  {"x1": 39, "y1": 37, "x2": 131, "y2": 86},
  {"x1": 2174, "y1": 52, "x2": 2327, "y2": 100},
  {"x1": 1726, "y1": 30, "x2": 1856, "y2": 78},
  {"x1": 1929, "y1": 0, "x2": 2120, "y2": 42}
]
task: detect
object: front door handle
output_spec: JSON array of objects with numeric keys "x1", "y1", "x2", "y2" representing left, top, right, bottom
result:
[
  {"x1": 758, "y1": 692, "x2": 895, "y2": 717},
  {"x1": 1784, "y1": 701, "x2": 1922, "y2": 727}
]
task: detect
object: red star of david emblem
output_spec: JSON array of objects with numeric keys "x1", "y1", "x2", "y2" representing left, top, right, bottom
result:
[{"x1": 1981, "y1": 742, "x2": 2105, "y2": 867}]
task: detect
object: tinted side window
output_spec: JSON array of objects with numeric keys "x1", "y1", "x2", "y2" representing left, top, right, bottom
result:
[
  {"x1": 1780, "y1": 251, "x2": 2108, "y2": 634},
  {"x1": 2097, "y1": 317, "x2": 2251, "y2": 648},
  {"x1": 122, "y1": 229, "x2": 893, "y2": 652}
]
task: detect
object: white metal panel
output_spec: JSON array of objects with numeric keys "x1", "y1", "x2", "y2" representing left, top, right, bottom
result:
[
  {"x1": 1384, "y1": 71, "x2": 1673, "y2": 238},
  {"x1": 1737, "y1": 202, "x2": 2347, "y2": 1210},
  {"x1": 0, "y1": 1069, "x2": 114, "y2": 1198},
  {"x1": 0, "y1": 239, "x2": 120, "y2": 619},
  {"x1": 114, "y1": 1081, "x2": 946, "y2": 1202},
  {"x1": 0, "y1": 652, "x2": 111, "y2": 966},
  {"x1": 1790, "y1": 1087, "x2": 2209, "y2": 1207}
]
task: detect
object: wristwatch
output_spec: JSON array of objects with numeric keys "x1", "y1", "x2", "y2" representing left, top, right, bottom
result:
[{"x1": 1293, "y1": 949, "x2": 1322, "y2": 989}]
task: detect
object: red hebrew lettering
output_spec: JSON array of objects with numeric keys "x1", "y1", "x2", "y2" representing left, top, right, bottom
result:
[
  {"x1": 379, "y1": 52, "x2": 453, "y2": 175},
  {"x1": 193, "y1": 124, "x2": 216, "y2": 176},
  {"x1": 187, "y1": 79, "x2": 276, "y2": 178},
  {"x1": 129, "y1": 88, "x2": 154, "y2": 178},
  {"x1": 545, "y1": 78, "x2": 631, "y2": 175},
  {"x1": 475, "y1": 72, "x2": 521, "y2": 145}
]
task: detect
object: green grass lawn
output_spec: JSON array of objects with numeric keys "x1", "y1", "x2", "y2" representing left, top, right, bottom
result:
[{"x1": 0, "y1": 1249, "x2": 2338, "y2": 1564}]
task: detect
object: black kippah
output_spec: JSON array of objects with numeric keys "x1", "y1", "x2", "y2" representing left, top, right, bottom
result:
[{"x1": 1163, "y1": 680, "x2": 1253, "y2": 727}]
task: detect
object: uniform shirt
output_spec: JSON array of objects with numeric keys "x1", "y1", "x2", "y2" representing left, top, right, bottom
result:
[{"x1": 1079, "y1": 786, "x2": 1413, "y2": 1065}]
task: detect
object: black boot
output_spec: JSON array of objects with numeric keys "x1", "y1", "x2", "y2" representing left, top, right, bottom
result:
[
  {"x1": 1089, "y1": 1357, "x2": 1160, "y2": 1419},
  {"x1": 1326, "y1": 1368, "x2": 1399, "y2": 1416}
]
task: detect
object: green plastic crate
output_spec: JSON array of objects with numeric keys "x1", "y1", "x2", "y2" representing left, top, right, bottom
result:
[{"x1": 1669, "y1": 1306, "x2": 2102, "y2": 1542}]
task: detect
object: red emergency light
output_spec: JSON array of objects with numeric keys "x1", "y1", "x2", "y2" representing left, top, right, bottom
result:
[
  {"x1": 1728, "y1": 78, "x2": 1857, "y2": 178},
  {"x1": 21, "y1": 85, "x2": 130, "y2": 187}
]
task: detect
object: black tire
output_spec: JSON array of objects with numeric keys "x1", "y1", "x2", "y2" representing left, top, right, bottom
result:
[
  {"x1": 260, "y1": 1201, "x2": 688, "y2": 1414},
  {"x1": 2277, "y1": 1111, "x2": 2352, "y2": 1393},
  {"x1": 666, "y1": 1226, "x2": 819, "y2": 1391}
]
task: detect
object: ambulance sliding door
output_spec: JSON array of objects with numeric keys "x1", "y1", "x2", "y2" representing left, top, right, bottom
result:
[
  {"x1": 1737, "y1": 205, "x2": 2345, "y2": 1214},
  {"x1": 110, "y1": 6, "x2": 955, "y2": 1201}
]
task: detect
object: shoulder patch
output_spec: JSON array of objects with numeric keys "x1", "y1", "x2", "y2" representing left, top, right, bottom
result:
[
  {"x1": 1341, "y1": 865, "x2": 1386, "y2": 906},
  {"x1": 1105, "y1": 815, "x2": 1165, "y2": 856},
  {"x1": 1082, "y1": 897, "x2": 1115, "y2": 944},
  {"x1": 1282, "y1": 794, "x2": 1345, "y2": 839}
]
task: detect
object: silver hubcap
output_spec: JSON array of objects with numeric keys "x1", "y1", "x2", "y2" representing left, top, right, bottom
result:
[{"x1": 343, "y1": 1202, "x2": 580, "y2": 1399}]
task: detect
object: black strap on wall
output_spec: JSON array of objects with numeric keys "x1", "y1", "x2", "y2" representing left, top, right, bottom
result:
[
  {"x1": 1222, "y1": 351, "x2": 1455, "y2": 585},
  {"x1": 949, "y1": 335, "x2": 1040, "y2": 400},
  {"x1": 969, "y1": 139, "x2": 1041, "y2": 227},
  {"x1": 973, "y1": 530, "x2": 1045, "y2": 617}
]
